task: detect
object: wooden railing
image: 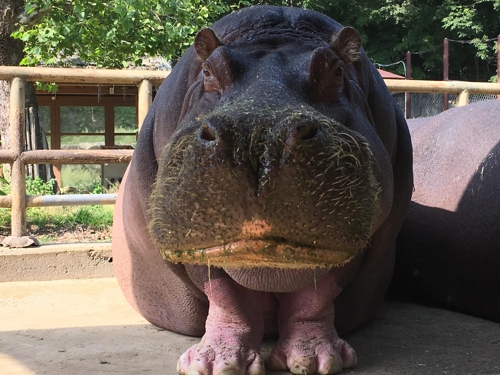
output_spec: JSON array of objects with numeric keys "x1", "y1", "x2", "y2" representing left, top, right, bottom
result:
[
  {"x1": 0, "y1": 67, "x2": 169, "y2": 247},
  {"x1": 1, "y1": 66, "x2": 500, "y2": 246},
  {"x1": 384, "y1": 79, "x2": 500, "y2": 107}
]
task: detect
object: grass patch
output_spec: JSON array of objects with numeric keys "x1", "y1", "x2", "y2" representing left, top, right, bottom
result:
[
  {"x1": 0, "y1": 205, "x2": 114, "y2": 244},
  {"x1": 0, "y1": 205, "x2": 114, "y2": 230},
  {"x1": 29, "y1": 205, "x2": 114, "y2": 229},
  {"x1": 0, "y1": 177, "x2": 117, "y2": 244}
]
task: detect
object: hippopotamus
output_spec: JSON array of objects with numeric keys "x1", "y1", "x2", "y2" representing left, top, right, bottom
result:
[
  {"x1": 395, "y1": 100, "x2": 500, "y2": 323},
  {"x1": 112, "y1": 5, "x2": 413, "y2": 374}
]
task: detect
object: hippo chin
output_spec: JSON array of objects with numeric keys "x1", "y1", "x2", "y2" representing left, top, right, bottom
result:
[{"x1": 112, "y1": 5, "x2": 412, "y2": 375}]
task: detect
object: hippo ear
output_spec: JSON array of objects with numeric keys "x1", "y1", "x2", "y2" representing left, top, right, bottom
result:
[
  {"x1": 330, "y1": 27, "x2": 362, "y2": 63},
  {"x1": 308, "y1": 47, "x2": 344, "y2": 104},
  {"x1": 194, "y1": 28, "x2": 223, "y2": 61}
]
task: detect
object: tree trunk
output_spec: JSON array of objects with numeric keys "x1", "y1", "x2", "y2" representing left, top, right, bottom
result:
[
  {"x1": 0, "y1": 0, "x2": 25, "y2": 153},
  {"x1": 0, "y1": 0, "x2": 56, "y2": 186}
]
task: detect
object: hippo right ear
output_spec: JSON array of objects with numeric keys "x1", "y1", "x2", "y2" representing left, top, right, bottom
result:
[
  {"x1": 194, "y1": 28, "x2": 223, "y2": 61},
  {"x1": 330, "y1": 27, "x2": 362, "y2": 64}
]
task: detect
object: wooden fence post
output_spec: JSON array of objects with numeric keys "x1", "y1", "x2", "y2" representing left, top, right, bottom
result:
[
  {"x1": 405, "y1": 51, "x2": 412, "y2": 119},
  {"x1": 456, "y1": 90, "x2": 469, "y2": 106},
  {"x1": 8, "y1": 77, "x2": 28, "y2": 241},
  {"x1": 138, "y1": 80, "x2": 152, "y2": 131}
]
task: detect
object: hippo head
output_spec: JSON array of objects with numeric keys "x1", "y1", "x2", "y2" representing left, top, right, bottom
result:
[{"x1": 143, "y1": 8, "x2": 395, "y2": 276}]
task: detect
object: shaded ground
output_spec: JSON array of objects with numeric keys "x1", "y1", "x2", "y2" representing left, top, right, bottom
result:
[{"x1": 1, "y1": 278, "x2": 499, "y2": 375}]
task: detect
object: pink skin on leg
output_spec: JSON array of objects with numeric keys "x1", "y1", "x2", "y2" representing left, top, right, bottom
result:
[
  {"x1": 267, "y1": 272, "x2": 357, "y2": 375},
  {"x1": 177, "y1": 271, "x2": 267, "y2": 375}
]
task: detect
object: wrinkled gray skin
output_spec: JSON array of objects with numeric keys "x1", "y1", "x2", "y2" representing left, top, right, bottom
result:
[
  {"x1": 112, "y1": 5, "x2": 413, "y2": 375},
  {"x1": 395, "y1": 100, "x2": 500, "y2": 323}
]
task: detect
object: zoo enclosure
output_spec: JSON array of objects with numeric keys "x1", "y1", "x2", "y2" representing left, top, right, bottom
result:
[{"x1": 1, "y1": 66, "x2": 500, "y2": 247}]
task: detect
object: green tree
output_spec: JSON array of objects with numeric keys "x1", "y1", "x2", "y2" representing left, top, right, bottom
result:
[
  {"x1": 300, "y1": 0, "x2": 500, "y2": 81},
  {"x1": 12, "y1": 0, "x2": 242, "y2": 67},
  {"x1": 1, "y1": 0, "x2": 54, "y2": 183}
]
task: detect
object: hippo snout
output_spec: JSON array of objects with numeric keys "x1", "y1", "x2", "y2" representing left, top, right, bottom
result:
[{"x1": 148, "y1": 109, "x2": 380, "y2": 269}]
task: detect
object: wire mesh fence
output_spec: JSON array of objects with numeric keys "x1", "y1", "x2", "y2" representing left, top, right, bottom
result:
[
  {"x1": 392, "y1": 92, "x2": 498, "y2": 119},
  {"x1": 468, "y1": 93, "x2": 497, "y2": 103}
]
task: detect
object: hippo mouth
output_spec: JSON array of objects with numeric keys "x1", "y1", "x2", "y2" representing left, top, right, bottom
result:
[{"x1": 160, "y1": 238, "x2": 362, "y2": 269}]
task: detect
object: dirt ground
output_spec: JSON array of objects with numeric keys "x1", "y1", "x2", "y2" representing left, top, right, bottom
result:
[
  {"x1": 0, "y1": 225, "x2": 112, "y2": 244},
  {"x1": 1, "y1": 277, "x2": 499, "y2": 375}
]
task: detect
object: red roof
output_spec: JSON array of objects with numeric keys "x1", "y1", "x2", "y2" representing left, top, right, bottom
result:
[{"x1": 377, "y1": 69, "x2": 405, "y2": 79}]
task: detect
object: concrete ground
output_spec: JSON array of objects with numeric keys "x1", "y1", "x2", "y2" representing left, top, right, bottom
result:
[{"x1": 1, "y1": 245, "x2": 499, "y2": 375}]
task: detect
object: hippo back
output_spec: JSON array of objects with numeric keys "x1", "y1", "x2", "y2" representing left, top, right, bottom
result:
[{"x1": 396, "y1": 100, "x2": 500, "y2": 322}]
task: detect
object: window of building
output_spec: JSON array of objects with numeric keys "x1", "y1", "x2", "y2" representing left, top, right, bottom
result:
[{"x1": 36, "y1": 85, "x2": 138, "y2": 190}]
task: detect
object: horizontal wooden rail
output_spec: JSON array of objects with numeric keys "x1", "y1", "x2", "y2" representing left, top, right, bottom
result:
[
  {"x1": 0, "y1": 149, "x2": 134, "y2": 166},
  {"x1": 385, "y1": 79, "x2": 500, "y2": 94},
  {"x1": 0, "y1": 66, "x2": 170, "y2": 85},
  {"x1": 0, "y1": 150, "x2": 17, "y2": 163},
  {"x1": 21, "y1": 149, "x2": 134, "y2": 164}
]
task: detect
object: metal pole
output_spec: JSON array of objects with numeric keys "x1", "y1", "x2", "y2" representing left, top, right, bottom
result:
[
  {"x1": 443, "y1": 38, "x2": 449, "y2": 110},
  {"x1": 497, "y1": 35, "x2": 500, "y2": 100},
  {"x1": 405, "y1": 51, "x2": 412, "y2": 119},
  {"x1": 9, "y1": 77, "x2": 27, "y2": 238},
  {"x1": 138, "y1": 79, "x2": 152, "y2": 131}
]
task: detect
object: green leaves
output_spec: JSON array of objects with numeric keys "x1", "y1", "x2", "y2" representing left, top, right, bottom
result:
[
  {"x1": 13, "y1": 0, "x2": 234, "y2": 68},
  {"x1": 300, "y1": 0, "x2": 499, "y2": 81}
]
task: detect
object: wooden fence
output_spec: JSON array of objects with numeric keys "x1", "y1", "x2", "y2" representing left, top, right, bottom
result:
[
  {"x1": 384, "y1": 79, "x2": 500, "y2": 107},
  {"x1": 0, "y1": 67, "x2": 169, "y2": 247},
  {"x1": 1, "y1": 66, "x2": 500, "y2": 247}
]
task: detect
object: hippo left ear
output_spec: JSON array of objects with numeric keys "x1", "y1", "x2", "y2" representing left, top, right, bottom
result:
[
  {"x1": 330, "y1": 27, "x2": 362, "y2": 64},
  {"x1": 194, "y1": 28, "x2": 223, "y2": 61}
]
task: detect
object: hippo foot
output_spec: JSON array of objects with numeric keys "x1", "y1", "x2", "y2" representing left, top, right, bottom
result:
[
  {"x1": 177, "y1": 334, "x2": 265, "y2": 375},
  {"x1": 267, "y1": 323, "x2": 357, "y2": 374}
]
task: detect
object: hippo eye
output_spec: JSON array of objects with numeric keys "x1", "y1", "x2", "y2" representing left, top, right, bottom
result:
[
  {"x1": 332, "y1": 61, "x2": 344, "y2": 78},
  {"x1": 201, "y1": 62, "x2": 213, "y2": 76},
  {"x1": 201, "y1": 62, "x2": 221, "y2": 92}
]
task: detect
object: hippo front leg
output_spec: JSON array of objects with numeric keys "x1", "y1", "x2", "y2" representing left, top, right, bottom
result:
[
  {"x1": 177, "y1": 267, "x2": 266, "y2": 375},
  {"x1": 267, "y1": 272, "x2": 357, "y2": 375}
]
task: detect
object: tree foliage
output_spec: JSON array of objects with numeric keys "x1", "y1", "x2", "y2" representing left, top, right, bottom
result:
[
  {"x1": 11, "y1": 0, "x2": 500, "y2": 81},
  {"x1": 291, "y1": 0, "x2": 500, "y2": 81},
  {"x1": 12, "y1": 0, "x2": 246, "y2": 68}
]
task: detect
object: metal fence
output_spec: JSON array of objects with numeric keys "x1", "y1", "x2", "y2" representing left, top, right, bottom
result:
[
  {"x1": 1, "y1": 67, "x2": 500, "y2": 247},
  {"x1": 393, "y1": 92, "x2": 498, "y2": 119}
]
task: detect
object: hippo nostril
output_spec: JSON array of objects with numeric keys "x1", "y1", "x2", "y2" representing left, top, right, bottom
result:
[
  {"x1": 297, "y1": 123, "x2": 319, "y2": 141},
  {"x1": 200, "y1": 123, "x2": 217, "y2": 142}
]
